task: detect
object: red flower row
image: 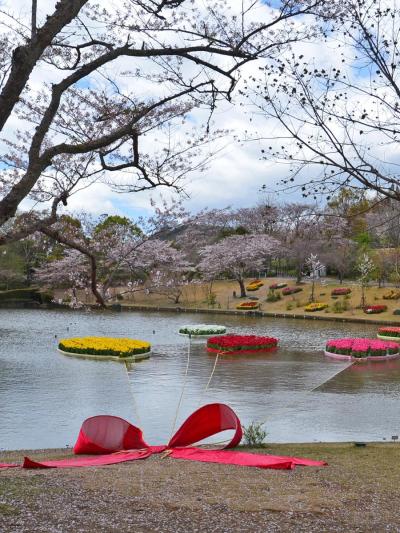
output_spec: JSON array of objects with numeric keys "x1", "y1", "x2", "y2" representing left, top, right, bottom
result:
[
  {"x1": 282, "y1": 287, "x2": 302, "y2": 295},
  {"x1": 363, "y1": 305, "x2": 387, "y2": 314},
  {"x1": 378, "y1": 327, "x2": 400, "y2": 338},
  {"x1": 331, "y1": 288, "x2": 351, "y2": 296}
]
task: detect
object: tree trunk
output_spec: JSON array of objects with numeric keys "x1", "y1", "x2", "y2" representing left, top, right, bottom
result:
[
  {"x1": 40, "y1": 225, "x2": 106, "y2": 308},
  {"x1": 238, "y1": 278, "x2": 246, "y2": 298},
  {"x1": 296, "y1": 265, "x2": 302, "y2": 284}
]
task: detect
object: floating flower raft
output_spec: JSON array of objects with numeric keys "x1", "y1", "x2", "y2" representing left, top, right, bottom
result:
[
  {"x1": 377, "y1": 327, "x2": 400, "y2": 342},
  {"x1": 207, "y1": 334, "x2": 278, "y2": 354},
  {"x1": 58, "y1": 337, "x2": 151, "y2": 362},
  {"x1": 324, "y1": 338, "x2": 399, "y2": 361},
  {"x1": 179, "y1": 325, "x2": 226, "y2": 337}
]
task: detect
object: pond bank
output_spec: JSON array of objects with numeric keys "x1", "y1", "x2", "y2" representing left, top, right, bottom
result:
[
  {"x1": 1, "y1": 443, "x2": 399, "y2": 532},
  {"x1": 119, "y1": 303, "x2": 400, "y2": 327}
]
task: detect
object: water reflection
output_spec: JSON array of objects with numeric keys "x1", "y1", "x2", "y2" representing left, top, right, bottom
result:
[{"x1": 0, "y1": 309, "x2": 399, "y2": 449}]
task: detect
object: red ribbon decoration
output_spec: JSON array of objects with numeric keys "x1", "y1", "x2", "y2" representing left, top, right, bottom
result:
[{"x1": 1, "y1": 404, "x2": 326, "y2": 470}]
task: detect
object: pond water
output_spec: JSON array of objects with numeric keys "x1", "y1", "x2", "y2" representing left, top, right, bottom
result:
[{"x1": 0, "y1": 309, "x2": 399, "y2": 450}]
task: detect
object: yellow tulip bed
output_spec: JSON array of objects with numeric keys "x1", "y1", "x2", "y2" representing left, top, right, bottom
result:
[
  {"x1": 304, "y1": 302, "x2": 329, "y2": 312},
  {"x1": 246, "y1": 280, "x2": 264, "y2": 291},
  {"x1": 236, "y1": 301, "x2": 260, "y2": 310},
  {"x1": 58, "y1": 337, "x2": 151, "y2": 359}
]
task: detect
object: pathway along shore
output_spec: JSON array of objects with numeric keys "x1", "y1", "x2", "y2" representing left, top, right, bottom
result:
[{"x1": 1, "y1": 443, "x2": 399, "y2": 532}]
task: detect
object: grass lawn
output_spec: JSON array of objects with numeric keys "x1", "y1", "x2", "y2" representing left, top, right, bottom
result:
[{"x1": 1, "y1": 443, "x2": 399, "y2": 532}]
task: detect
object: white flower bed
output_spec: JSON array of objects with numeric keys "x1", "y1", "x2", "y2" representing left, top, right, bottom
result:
[{"x1": 178, "y1": 324, "x2": 226, "y2": 337}]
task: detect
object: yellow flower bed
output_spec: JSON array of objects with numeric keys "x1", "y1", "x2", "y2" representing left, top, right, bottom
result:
[
  {"x1": 246, "y1": 280, "x2": 264, "y2": 291},
  {"x1": 236, "y1": 301, "x2": 260, "y2": 310},
  {"x1": 304, "y1": 302, "x2": 329, "y2": 312},
  {"x1": 58, "y1": 337, "x2": 151, "y2": 358}
]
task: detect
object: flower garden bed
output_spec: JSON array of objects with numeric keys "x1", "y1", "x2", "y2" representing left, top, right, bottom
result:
[
  {"x1": 377, "y1": 327, "x2": 400, "y2": 342},
  {"x1": 331, "y1": 288, "x2": 351, "y2": 296},
  {"x1": 236, "y1": 301, "x2": 260, "y2": 310},
  {"x1": 282, "y1": 287, "x2": 303, "y2": 295},
  {"x1": 178, "y1": 325, "x2": 226, "y2": 337},
  {"x1": 246, "y1": 280, "x2": 264, "y2": 291},
  {"x1": 207, "y1": 334, "x2": 278, "y2": 354},
  {"x1": 304, "y1": 302, "x2": 329, "y2": 312},
  {"x1": 269, "y1": 282, "x2": 287, "y2": 290},
  {"x1": 58, "y1": 336, "x2": 151, "y2": 362},
  {"x1": 324, "y1": 338, "x2": 399, "y2": 361},
  {"x1": 383, "y1": 289, "x2": 400, "y2": 300},
  {"x1": 363, "y1": 305, "x2": 387, "y2": 314}
]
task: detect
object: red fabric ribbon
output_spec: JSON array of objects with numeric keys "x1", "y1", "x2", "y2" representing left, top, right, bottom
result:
[{"x1": 1, "y1": 403, "x2": 326, "y2": 470}]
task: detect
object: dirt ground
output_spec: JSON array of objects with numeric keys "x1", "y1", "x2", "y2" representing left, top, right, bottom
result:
[
  {"x1": 71, "y1": 278, "x2": 400, "y2": 324},
  {"x1": 1, "y1": 443, "x2": 400, "y2": 532}
]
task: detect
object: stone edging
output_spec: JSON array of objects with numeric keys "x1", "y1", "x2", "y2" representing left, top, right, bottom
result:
[{"x1": 118, "y1": 304, "x2": 400, "y2": 326}]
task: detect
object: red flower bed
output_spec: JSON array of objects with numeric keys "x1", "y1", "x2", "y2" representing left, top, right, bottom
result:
[
  {"x1": 378, "y1": 327, "x2": 400, "y2": 338},
  {"x1": 282, "y1": 287, "x2": 302, "y2": 295},
  {"x1": 207, "y1": 334, "x2": 278, "y2": 354},
  {"x1": 331, "y1": 288, "x2": 351, "y2": 296},
  {"x1": 363, "y1": 305, "x2": 387, "y2": 314}
]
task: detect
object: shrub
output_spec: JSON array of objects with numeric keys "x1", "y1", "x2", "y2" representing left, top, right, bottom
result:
[
  {"x1": 243, "y1": 421, "x2": 267, "y2": 447},
  {"x1": 394, "y1": 309, "x2": 400, "y2": 316},
  {"x1": 0, "y1": 288, "x2": 53, "y2": 304},
  {"x1": 332, "y1": 300, "x2": 350, "y2": 313},
  {"x1": 266, "y1": 289, "x2": 281, "y2": 302},
  {"x1": 286, "y1": 302, "x2": 293, "y2": 310},
  {"x1": 207, "y1": 292, "x2": 217, "y2": 306}
]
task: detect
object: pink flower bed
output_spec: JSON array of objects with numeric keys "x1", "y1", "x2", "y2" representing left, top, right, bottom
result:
[{"x1": 325, "y1": 337, "x2": 398, "y2": 359}]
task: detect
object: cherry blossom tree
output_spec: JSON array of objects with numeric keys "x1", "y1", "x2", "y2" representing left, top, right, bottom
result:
[
  {"x1": 0, "y1": 0, "x2": 324, "y2": 246},
  {"x1": 356, "y1": 253, "x2": 374, "y2": 308},
  {"x1": 305, "y1": 253, "x2": 324, "y2": 303},
  {"x1": 197, "y1": 234, "x2": 280, "y2": 297},
  {"x1": 249, "y1": 1, "x2": 400, "y2": 202},
  {"x1": 34, "y1": 211, "x2": 192, "y2": 306},
  {"x1": 148, "y1": 248, "x2": 191, "y2": 304}
]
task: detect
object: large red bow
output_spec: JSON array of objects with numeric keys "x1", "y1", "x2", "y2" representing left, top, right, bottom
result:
[{"x1": 1, "y1": 404, "x2": 326, "y2": 470}]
